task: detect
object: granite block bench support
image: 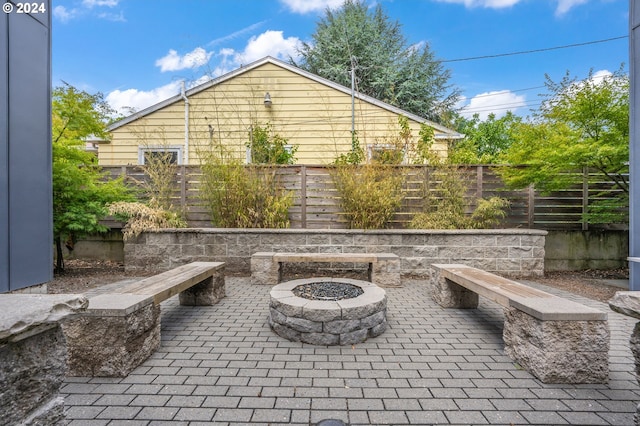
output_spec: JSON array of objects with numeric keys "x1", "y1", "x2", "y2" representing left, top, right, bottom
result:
[
  {"x1": 62, "y1": 261, "x2": 225, "y2": 377},
  {"x1": 251, "y1": 252, "x2": 401, "y2": 287},
  {"x1": 431, "y1": 263, "x2": 609, "y2": 384},
  {"x1": 0, "y1": 294, "x2": 88, "y2": 425}
]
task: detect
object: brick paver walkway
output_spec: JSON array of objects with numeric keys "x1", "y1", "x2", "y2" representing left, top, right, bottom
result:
[{"x1": 63, "y1": 277, "x2": 640, "y2": 425}]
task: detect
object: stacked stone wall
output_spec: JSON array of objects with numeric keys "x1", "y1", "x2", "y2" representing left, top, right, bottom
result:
[{"x1": 125, "y1": 229, "x2": 546, "y2": 278}]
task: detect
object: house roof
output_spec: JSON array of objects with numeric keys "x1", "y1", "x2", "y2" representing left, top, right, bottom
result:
[{"x1": 107, "y1": 56, "x2": 463, "y2": 139}]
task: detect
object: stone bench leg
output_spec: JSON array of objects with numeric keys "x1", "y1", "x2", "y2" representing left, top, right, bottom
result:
[
  {"x1": 503, "y1": 307, "x2": 610, "y2": 384},
  {"x1": 251, "y1": 255, "x2": 279, "y2": 285},
  {"x1": 431, "y1": 269, "x2": 479, "y2": 308},
  {"x1": 1, "y1": 325, "x2": 67, "y2": 425},
  {"x1": 63, "y1": 302, "x2": 160, "y2": 377},
  {"x1": 371, "y1": 258, "x2": 401, "y2": 288},
  {"x1": 179, "y1": 266, "x2": 226, "y2": 305}
]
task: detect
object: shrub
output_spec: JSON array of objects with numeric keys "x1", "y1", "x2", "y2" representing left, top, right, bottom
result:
[
  {"x1": 247, "y1": 122, "x2": 298, "y2": 165},
  {"x1": 410, "y1": 166, "x2": 510, "y2": 230},
  {"x1": 331, "y1": 164, "x2": 404, "y2": 229},
  {"x1": 199, "y1": 147, "x2": 292, "y2": 228},
  {"x1": 108, "y1": 201, "x2": 187, "y2": 240}
]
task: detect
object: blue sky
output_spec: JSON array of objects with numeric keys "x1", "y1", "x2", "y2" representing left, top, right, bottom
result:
[{"x1": 52, "y1": 0, "x2": 628, "y2": 121}]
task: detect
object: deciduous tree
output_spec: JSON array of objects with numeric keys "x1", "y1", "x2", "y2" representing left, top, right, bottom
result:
[
  {"x1": 498, "y1": 68, "x2": 629, "y2": 223},
  {"x1": 52, "y1": 84, "x2": 132, "y2": 272}
]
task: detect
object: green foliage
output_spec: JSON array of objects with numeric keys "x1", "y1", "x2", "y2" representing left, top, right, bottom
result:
[
  {"x1": 450, "y1": 112, "x2": 521, "y2": 164},
  {"x1": 334, "y1": 133, "x2": 365, "y2": 165},
  {"x1": 247, "y1": 122, "x2": 298, "y2": 164},
  {"x1": 497, "y1": 68, "x2": 629, "y2": 225},
  {"x1": 499, "y1": 68, "x2": 629, "y2": 193},
  {"x1": 293, "y1": 0, "x2": 458, "y2": 122},
  {"x1": 108, "y1": 201, "x2": 187, "y2": 240},
  {"x1": 200, "y1": 145, "x2": 292, "y2": 228},
  {"x1": 331, "y1": 164, "x2": 404, "y2": 229},
  {"x1": 52, "y1": 84, "x2": 132, "y2": 271},
  {"x1": 410, "y1": 166, "x2": 509, "y2": 230}
]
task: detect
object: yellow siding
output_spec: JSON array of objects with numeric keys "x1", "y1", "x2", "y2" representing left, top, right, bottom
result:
[{"x1": 99, "y1": 62, "x2": 449, "y2": 165}]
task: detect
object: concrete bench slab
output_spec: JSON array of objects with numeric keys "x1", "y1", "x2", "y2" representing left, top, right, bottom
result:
[
  {"x1": 431, "y1": 263, "x2": 609, "y2": 384},
  {"x1": 62, "y1": 261, "x2": 225, "y2": 377},
  {"x1": 251, "y1": 252, "x2": 401, "y2": 287}
]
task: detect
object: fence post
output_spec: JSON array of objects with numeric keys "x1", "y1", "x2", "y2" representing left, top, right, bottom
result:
[
  {"x1": 300, "y1": 165, "x2": 307, "y2": 229},
  {"x1": 180, "y1": 165, "x2": 187, "y2": 215},
  {"x1": 476, "y1": 165, "x2": 484, "y2": 199},
  {"x1": 582, "y1": 166, "x2": 589, "y2": 231},
  {"x1": 528, "y1": 184, "x2": 535, "y2": 228}
]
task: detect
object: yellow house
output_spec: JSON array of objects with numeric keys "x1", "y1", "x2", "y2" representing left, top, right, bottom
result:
[{"x1": 100, "y1": 56, "x2": 462, "y2": 165}]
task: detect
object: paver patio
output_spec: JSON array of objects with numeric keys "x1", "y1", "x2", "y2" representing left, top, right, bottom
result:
[{"x1": 63, "y1": 277, "x2": 639, "y2": 425}]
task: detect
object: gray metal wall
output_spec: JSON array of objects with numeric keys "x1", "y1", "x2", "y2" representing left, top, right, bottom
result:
[
  {"x1": 0, "y1": 1, "x2": 52, "y2": 292},
  {"x1": 631, "y1": 0, "x2": 639, "y2": 290}
]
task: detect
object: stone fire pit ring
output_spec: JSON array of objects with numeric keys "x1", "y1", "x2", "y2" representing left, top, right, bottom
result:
[{"x1": 269, "y1": 277, "x2": 387, "y2": 346}]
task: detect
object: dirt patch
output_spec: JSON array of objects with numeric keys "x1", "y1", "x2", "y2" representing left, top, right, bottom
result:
[
  {"x1": 47, "y1": 260, "x2": 628, "y2": 304},
  {"x1": 47, "y1": 259, "x2": 143, "y2": 294},
  {"x1": 534, "y1": 269, "x2": 628, "y2": 303}
]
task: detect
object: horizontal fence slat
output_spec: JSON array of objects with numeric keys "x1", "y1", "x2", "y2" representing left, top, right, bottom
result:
[{"x1": 100, "y1": 164, "x2": 629, "y2": 230}]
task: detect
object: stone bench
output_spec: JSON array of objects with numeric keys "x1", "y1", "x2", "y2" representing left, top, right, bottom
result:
[
  {"x1": 251, "y1": 252, "x2": 401, "y2": 287},
  {"x1": 431, "y1": 263, "x2": 609, "y2": 384},
  {"x1": 62, "y1": 261, "x2": 225, "y2": 377},
  {"x1": 0, "y1": 294, "x2": 88, "y2": 425}
]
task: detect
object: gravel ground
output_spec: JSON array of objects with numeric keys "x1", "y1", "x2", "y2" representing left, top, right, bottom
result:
[{"x1": 46, "y1": 259, "x2": 628, "y2": 303}]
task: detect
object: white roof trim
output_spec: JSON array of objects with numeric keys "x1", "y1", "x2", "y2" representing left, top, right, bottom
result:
[{"x1": 107, "y1": 56, "x2": 462, "y2": 138}]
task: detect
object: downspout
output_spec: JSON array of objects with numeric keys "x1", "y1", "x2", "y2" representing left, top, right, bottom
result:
[{"x1": 180, "y1": 81, "x2": 189, "y2": 165}]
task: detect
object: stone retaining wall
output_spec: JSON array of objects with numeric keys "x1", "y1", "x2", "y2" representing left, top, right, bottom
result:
[{"x1": 125, "y1": 228, "x2": 546, "y2": 278}]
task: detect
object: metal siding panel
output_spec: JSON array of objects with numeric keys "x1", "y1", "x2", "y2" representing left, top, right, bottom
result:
[
  {"x1": 7, "y1": 6, "x2": 52, "y2": 290},
  {"x1": 631, "y1": 0, "x2": 640, "y2": 290},
  {"x1": 0, "y1": 13, "x2": 9, "y2": 292}
]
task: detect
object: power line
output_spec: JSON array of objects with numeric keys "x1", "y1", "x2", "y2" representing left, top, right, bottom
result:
[{"x1": 442, "y1": 35, "x2": 628, "y2": 63}]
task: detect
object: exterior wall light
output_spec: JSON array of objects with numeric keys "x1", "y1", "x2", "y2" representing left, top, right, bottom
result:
[{"x1": 264, "y1": 92, "x2": 272, "y2": 107}]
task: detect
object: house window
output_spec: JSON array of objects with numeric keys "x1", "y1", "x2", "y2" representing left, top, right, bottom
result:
[
  {"x1": 367, "y1": 144, "x2": 405, "y2": 164},
  {"x1": 246, "y1": 145, "x2": 294, "y2": 164},
  {"x1": 138, "y1": 147, "x2": 182, "y2": 165}
]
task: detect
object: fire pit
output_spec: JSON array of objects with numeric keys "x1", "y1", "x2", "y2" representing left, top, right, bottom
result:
[{"x1": 269, "y1": 278, "x2": 387, "y2": 345}]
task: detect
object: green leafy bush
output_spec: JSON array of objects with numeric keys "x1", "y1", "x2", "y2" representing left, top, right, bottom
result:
[
  {"x1": 410, "y1": 166, "x2": 509, "y2": 229},
  {"x1": 199, "y1": 146, "x2": 292, "y2": 228},
  {"x1": 247, "y1": 122, "x2": 298, "y2": 164},
  {"x1": 331, "y1": 164, "x2": 404, "y2": 229}
]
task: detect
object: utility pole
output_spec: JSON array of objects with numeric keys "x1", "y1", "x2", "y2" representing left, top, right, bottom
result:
[{"x1": 351, "y1": 57, "x2": 356, "y2": 151}]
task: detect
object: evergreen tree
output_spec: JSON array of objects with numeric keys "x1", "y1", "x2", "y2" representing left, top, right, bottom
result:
[{"x1": 293, "y1": 0, "x2": 459, "y2": 122}]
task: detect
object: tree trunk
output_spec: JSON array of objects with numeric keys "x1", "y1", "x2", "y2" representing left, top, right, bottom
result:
[{"x1": 55, "y1": 235, "x2": 64, "y2": 273}]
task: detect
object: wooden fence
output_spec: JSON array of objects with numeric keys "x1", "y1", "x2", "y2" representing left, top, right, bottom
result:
[{"x1": 102, "y1": 165, "x2": 628, "y2": 231}]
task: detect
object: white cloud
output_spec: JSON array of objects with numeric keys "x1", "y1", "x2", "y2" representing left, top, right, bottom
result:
[
  {"x1": 54, "y1": 0, "x2": 123, "y2": 22},
  {"x1": 82, "y1": 0, "x2": 119, "y2": 7},
  {"x1": 106, "y1": 76, "x2": 213, "y2": 115},
  {"x1": 279, "y1": 0, "x2": 344, "y2": 14},
  {"x1": 233, "y1": 30, "x2": 301, "y2": 64},
  {"x1": 434, "y1": 0, "x2": 591, "y2": 13},
  {"x1": 106, "y1": 81, "x2": 182, "y2": 114},
  {"x1": 433, "y1": 0, "x2": 521, "y2": 8},
  {"x1": 555, "y1": 0, "x2": 589, "y2": 16},
  {"x1": 53, "y1": 5, "x2": 79, "y2": 22},
  {"x1": 109, "y1": 30, "x2": 301, "y2": 115},
  {"x1": 459, "y1": 90, "x2": 526, "y2": 120},
  {"x1": 155, "y1": 47, "x2": 214, "y2": 72},
  {"x1": 98, "y1": 11, "x2": 126, "y2": 22}
]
